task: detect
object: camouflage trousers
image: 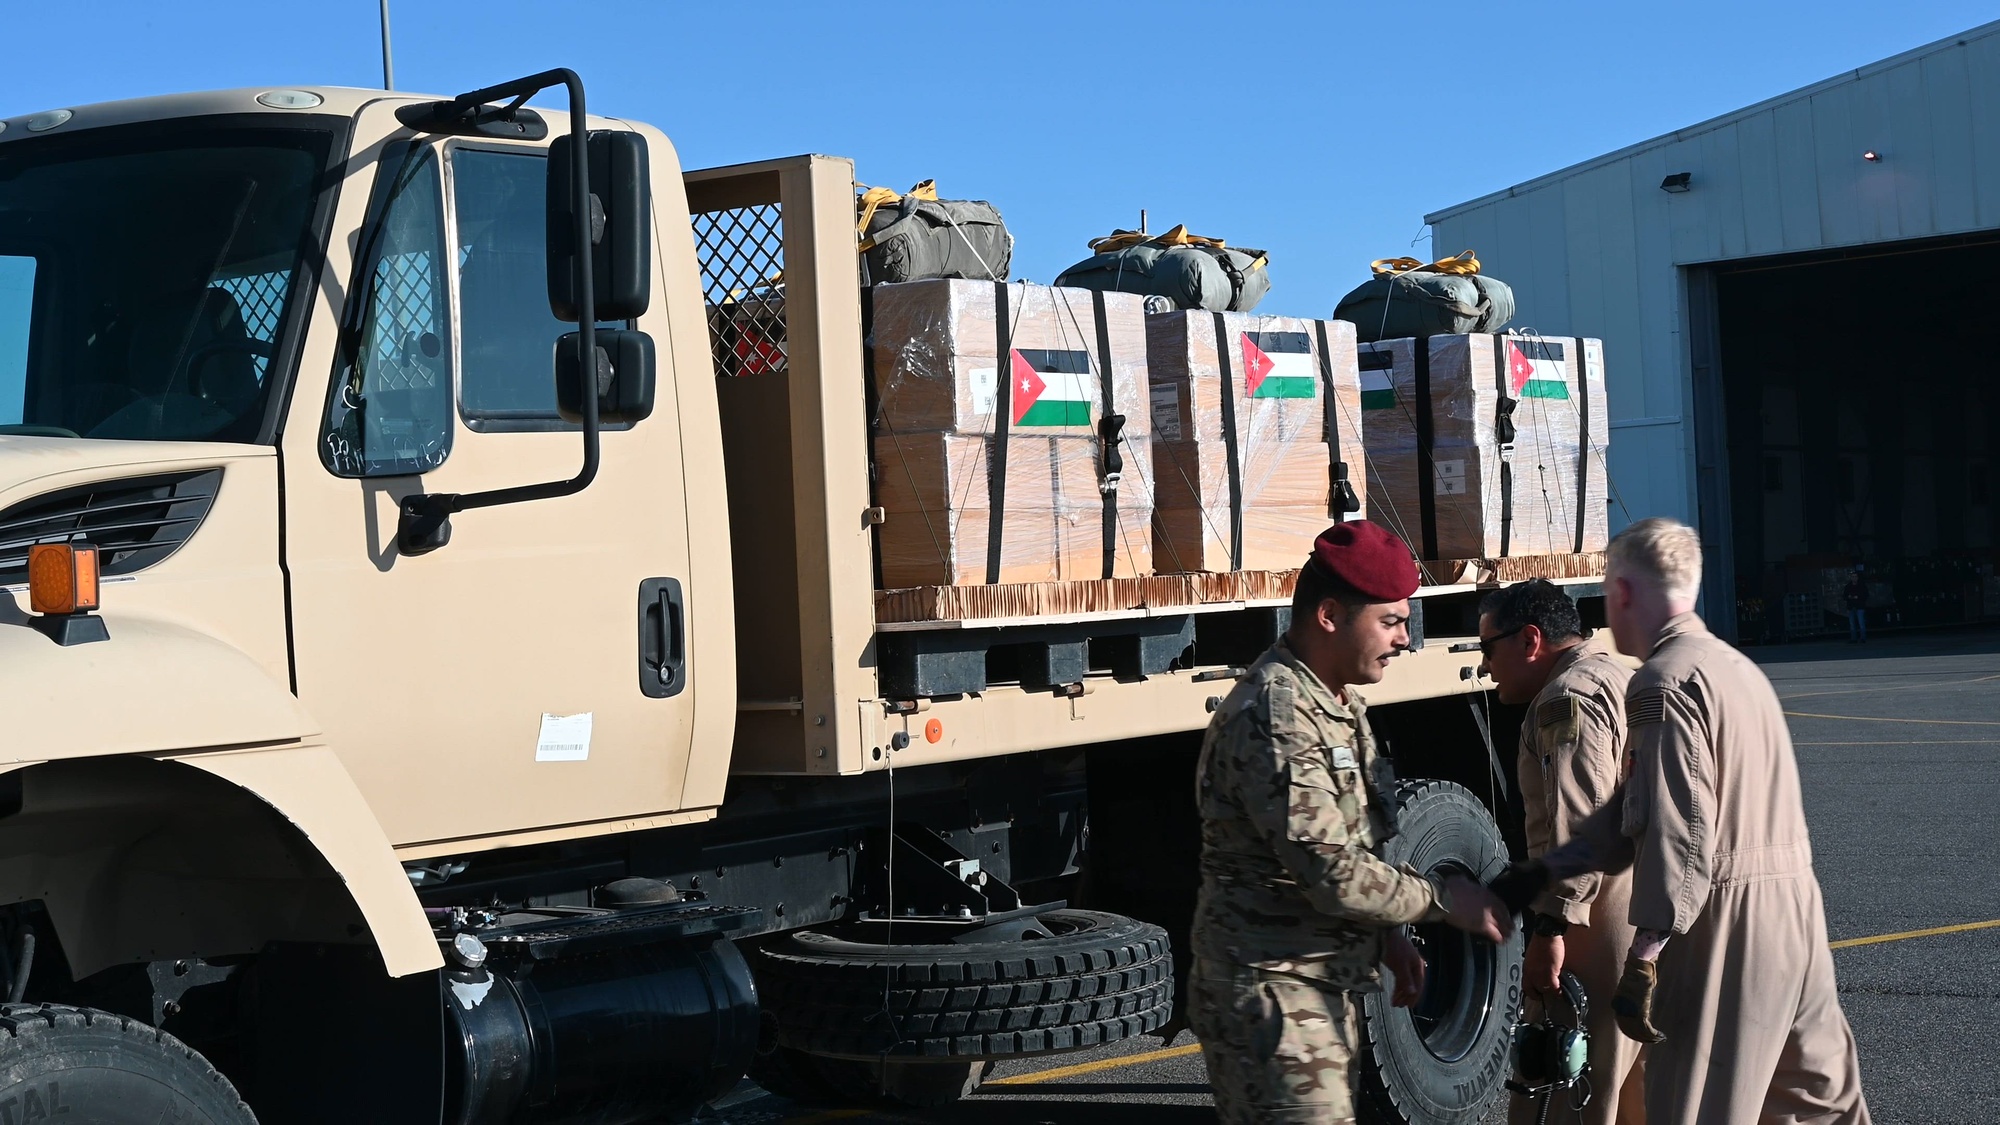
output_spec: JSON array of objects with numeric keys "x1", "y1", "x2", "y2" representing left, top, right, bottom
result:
[{"x1": 1189, "y1": 958, "x2": 1360, "y2": 1124}]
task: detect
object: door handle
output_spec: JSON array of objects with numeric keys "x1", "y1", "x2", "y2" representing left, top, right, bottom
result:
[{"x1": 638, "y1": 577, "x2": 686, "y2": 699}]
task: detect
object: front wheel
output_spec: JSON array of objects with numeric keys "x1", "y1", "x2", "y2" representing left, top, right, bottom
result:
[
  {"x1": 0, "y1": 1004, "x2": 255, "y2": 1124},
  {"x1": 1357, "y1": 780, "x2": 1524, "y2": 1125}
]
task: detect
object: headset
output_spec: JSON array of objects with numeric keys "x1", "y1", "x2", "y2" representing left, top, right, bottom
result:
[{"x1": 1507, "y1": 969, "x2": 1593, "y2": 1123}]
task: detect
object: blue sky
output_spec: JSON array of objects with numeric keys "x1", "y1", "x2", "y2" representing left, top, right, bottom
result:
[{"x1": 2, "y1": 0, "x2": 1997, "y2": 324}]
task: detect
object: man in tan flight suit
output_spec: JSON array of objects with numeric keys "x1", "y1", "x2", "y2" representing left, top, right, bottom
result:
[
  {"x1": 1529, "y1": 518, "x2": 1870, "y2": 1125},
  {"x1": 1478, "y1": 579, "x2": 1644, "y2": 1125},
  {"x1": 1190, "y1": 521, "x2": 1513, "y2": 1124}
]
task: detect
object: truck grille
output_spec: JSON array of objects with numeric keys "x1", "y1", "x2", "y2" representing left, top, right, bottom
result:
[{"x1": 0, "y1": 469, "x2": 223, "y2": 585}]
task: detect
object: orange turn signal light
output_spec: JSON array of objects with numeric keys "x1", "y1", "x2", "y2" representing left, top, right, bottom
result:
[
  {"x1": 28, "y1": 542, "x2": 100, "y2": 616},
  {"x1": 924, "y1": 718, "x2": 943, "y2": 744}
]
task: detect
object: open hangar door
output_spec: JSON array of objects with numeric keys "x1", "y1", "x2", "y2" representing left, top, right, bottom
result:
[{"x1": 1689, "y1": 234, "x2": 2000, "y2": 643}]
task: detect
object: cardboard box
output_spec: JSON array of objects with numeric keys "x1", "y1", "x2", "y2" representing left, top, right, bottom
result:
[
  {"x1": 869, "y1": 279, "x2": 1152, "y2": 442},
  {"x1": 1360, "y1": 334, "x2": 1610, "y2": 561},
  {"x1": 1146, "y1": 312, "x2": 1363, "y2": 469},
  {"x1": 874, "y1": 434, "x2": 1153, "y2": 588},
  {"x1": 1153, "y1": 439, "x2": 1337, "y2": 573}
]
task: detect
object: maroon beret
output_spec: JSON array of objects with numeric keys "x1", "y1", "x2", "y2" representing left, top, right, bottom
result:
[{"x1": 1308, "y1": 521, "x2": 1420, "y2": 602}]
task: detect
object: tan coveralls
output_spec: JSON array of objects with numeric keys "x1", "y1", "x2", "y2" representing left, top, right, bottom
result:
[
  {"x1": 1189, "y1": 639, "x2": 1443, "y2": 1124},
  {"x1": 1508, "y1": 636, "x2": 1646, "y2": 1125},
  {"x1": 1580, "y1": 613, "x2": 1869, "y2": 1125}
]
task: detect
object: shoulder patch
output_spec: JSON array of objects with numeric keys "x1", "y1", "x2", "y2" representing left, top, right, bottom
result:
[
  {"x1": 1628, "y1": 688, "x2": 1667, "y2": 726},
  {"x1": 1537, "y1": 695, "x2": 1579, "y2": 729}
]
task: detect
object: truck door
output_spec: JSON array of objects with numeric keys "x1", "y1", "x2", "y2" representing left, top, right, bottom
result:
[{"x1": 278, "y1": 112, "x2": 701, "y2": 851}]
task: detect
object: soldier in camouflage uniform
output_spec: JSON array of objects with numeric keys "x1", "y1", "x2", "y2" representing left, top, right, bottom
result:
[{"x1": 1191, "y1": 522, "x2": 1514, "y2": 1124}]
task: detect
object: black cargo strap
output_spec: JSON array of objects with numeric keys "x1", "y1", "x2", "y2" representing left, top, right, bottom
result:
[
  {"x1": 1315, "y1": 321, "x2": 1358, "y2": 521},
  {"x1": 1092, "y1": 291, "x2": 1123, "y2": 580},
  {"x1": 1573, "y1": 336, "x2": 1590, "y2": 553},
  {"x1": 1412, "y1": 339, "x2": 1438, "y2": 563},
  {"x1": 1493, "y1": 335, "x2": 1518, "y2": 558},
  {"x1": 986, "y1": 281, "x2": 1012, "y2": 584},
  {"x1": 1212, "y1": 312, "x2": 1245, "y2": 570}
]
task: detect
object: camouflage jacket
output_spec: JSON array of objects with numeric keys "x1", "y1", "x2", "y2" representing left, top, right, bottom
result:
[{"x1": 1190, "y1": 639, "x2": 1441, "y2": 988}]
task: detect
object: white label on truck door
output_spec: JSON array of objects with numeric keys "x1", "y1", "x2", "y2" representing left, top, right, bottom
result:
[
  {"x1": 1434, "y1": 459, "x2": 1467, "y2": 496},
  {"x1": 535, "y1": 712, "x2": 593, "y2": 761}
]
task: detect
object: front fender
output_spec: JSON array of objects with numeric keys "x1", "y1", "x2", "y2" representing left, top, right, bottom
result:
[
  {"x1": 168, "y1": 744, "x2": 444, "y2": 977},
  {"x1": 1, "y1": 613, "x2": 441, "y2": 977},
  {"x1": 2, "y1": 612, "x2": 311, "y2": 755}
]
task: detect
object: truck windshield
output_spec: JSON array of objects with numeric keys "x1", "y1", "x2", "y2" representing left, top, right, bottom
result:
[{"x1": 0, "y1": 122, "x2": 334, "y2": 443}]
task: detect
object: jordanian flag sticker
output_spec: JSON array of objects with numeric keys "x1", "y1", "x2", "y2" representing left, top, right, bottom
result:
[
  {"x1": 1360, "y1": 348, "x2": 1396, "y2": 410},
  {"x1": 1240, "y1": 332, "x2": 1317, "y2": 399},
  {"x1": 1010, "y1": 349, "x2": 1095, "y2": 427},
  {"x1": 1506, "y1": 340, "x2": 1570, "y2": 400}
]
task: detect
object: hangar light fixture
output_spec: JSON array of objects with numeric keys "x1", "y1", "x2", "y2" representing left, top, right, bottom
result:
[
  {"x1": 1863, "y1": 150, "x2": 1882, "y2": 163},
  {"x1": 1660, "y1": 172, "x2": 1693, "y2": 194}
]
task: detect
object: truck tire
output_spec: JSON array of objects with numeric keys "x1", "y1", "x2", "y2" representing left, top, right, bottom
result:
[
  {"x1": 0, "y1": 1004, "x2": 254, "y2": 1124},
  {"x1": 753, "y1": 909, "x2": 1172, "y2": 1062},
  {"x1": 1357, "y1": 780, "x2": 1524, "y2": 1125}
]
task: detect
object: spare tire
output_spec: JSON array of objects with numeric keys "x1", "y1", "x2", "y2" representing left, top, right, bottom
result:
[
  {"x1": 753, "y1": 909, "x2": 1172, "y2": 1061},
  {"x1": 1357, "y1": 780, "x2": 1524, "y2": 1125}
]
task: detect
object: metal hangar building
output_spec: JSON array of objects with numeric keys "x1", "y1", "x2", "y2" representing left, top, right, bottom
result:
[{"x1": 1426, "y1": 21, "x2": 2000, "y2": 640}]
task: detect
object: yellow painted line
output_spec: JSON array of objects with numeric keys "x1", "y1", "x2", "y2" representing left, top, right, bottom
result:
[
  {"x1": 1831, "y1": 918, "x2": 2000, "y2": 950},
  {"x1": 1785, "y1": 709, "x2": 2000, "y2": 727},
  {"x1": 986, "y1": 1042, "x2": 1205, "y2": 1085}
]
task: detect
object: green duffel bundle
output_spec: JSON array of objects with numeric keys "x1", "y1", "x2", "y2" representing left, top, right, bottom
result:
[
  {"x1": 857, "y1": 180, "x2": 1013, "y2": 284},
  {"x1": 1335, "y1": 251, "x2": 1515, "y2": 342},
  {"x1": 1053, "y1": 226, "x2": 1270, "y2": 313}
]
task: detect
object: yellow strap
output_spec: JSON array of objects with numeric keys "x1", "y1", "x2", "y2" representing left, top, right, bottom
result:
[
  {"x1": 1371, "y1": 249, "x2": 1481, "y2": 276},
  {"x1": 856, "y1": 179, "x2": 942, "y2": 251},
  {"x1": 1087, "y1": 223, "x2": 1231, "y2": 253}
]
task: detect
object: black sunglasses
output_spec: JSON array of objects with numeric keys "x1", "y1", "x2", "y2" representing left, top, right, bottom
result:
[{"x1": 1478, "y1": 626, "x2": 1524, "y2": 659}]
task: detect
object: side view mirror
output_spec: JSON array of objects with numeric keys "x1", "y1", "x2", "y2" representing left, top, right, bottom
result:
[
  {"x1": 557, "y1": 330, "x2": 655, "y2": 424},
  {"x1": 547, "y1": 130, "x2": 650, "y2": 321}
]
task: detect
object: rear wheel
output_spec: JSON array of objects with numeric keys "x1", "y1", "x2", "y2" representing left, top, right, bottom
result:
[
  {"x1": 0, "y1": 1004, "x2": 254, "y2": 1124},
  {"x1": 1357, "y1": 780, "x2": 1524, "y2": 1125}
]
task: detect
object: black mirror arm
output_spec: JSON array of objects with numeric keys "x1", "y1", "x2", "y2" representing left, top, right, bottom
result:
[{"x1": 397, "y1": 67, "x2": 599, "y2": 558}]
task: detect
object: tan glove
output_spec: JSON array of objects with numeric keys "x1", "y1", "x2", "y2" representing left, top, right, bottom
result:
[{"x1": 1612, "y1": 955, "x2": 1667, "y2": 1043}]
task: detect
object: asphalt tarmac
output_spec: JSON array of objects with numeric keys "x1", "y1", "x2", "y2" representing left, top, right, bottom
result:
[{"x1": 705, "y1": 628, "x2": 2000, "y2": 1125}]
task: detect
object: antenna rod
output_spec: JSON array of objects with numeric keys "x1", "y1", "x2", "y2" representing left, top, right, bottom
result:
[
  {"x1": 1140, "y1": 208, "x2": 1147, "y2": 236},
  {"x1": 379, "y1": 0, "x2": 395, "y2": 90}
]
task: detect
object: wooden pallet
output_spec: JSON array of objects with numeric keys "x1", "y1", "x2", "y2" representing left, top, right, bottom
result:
[{"x1": 874, "y1": 551, "x2": 1605, "y2": 627}]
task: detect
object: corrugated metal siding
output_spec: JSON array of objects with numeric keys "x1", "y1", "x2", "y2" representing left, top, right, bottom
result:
[{"x1": 1427, "y1": 21, "x2": 2000, "y2": 538}]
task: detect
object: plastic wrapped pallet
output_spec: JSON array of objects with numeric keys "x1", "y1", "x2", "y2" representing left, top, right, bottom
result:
[
  {"x1": 1147, "y1": 311, "x2": 1366, "y2": 572},
  {"x1": 1359, "y1": 333, "x2": 1610, "y2": 563},
  {"x1": 867, "y1": 280, "x2": 1155, "y2": 587},
  {"x1": 873, "y1": 434, "x2": 1153, "y2": 587}
]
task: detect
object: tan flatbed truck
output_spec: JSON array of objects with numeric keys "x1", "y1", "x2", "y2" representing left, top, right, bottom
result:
[{"x1": 0, "y1": 71, "x2": 1604, "y2": 1125}]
